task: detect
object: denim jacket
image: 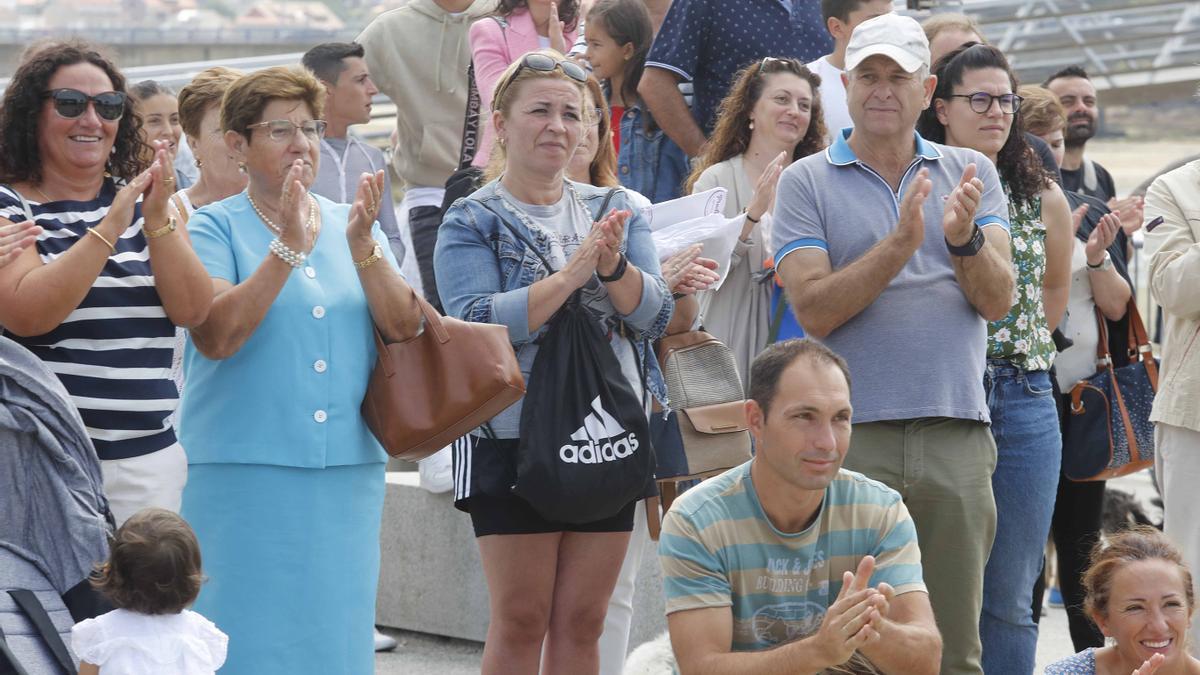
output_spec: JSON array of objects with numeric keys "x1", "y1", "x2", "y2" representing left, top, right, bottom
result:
[
  {"x1": 615, "y1": 100, "x2": 690, "y2": 204},
  {"x1": 434, "y1": 179, "x2": 673, "y2": 437}
]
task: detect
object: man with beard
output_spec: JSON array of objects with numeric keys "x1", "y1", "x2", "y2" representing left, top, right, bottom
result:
[{"x1": 1046, "y1": 65, "x2": 1145, "y2": 237}]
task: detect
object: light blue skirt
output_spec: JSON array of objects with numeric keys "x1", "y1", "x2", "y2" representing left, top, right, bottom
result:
[{"x1": 181, "y1": 462, "x2": 386, "y2": 675}]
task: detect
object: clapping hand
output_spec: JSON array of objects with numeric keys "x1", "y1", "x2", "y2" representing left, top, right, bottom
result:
[
  {"x1": 1085, "y1": 211, "x2": 1122, "y2": 266},
  {"x1": 347, "y1": 170, "x2": 386, "y2": 256},
  {"x1": 1108, "y1": 195, "x2": 1145, "y2": 236},
  {"x1": 743, "y1": 151, "x2": 788, "y2": 239},
  {"x1": 895, "y1": 168, "x2": 932, "y2": 248},
  {"x1": 1132, "y1": 653, "x2": 1165, "y2": 675},
  {"x1": 943, "y1": 163, "x2": 984, "y2": 246},
  {"x1": 811, "y1": 556, "x2": 888, "y2": 667},
  {"x1": 278, "y1": 159, "x2": 312, "y2": 251},
  {"x1": 595, "y1": 208, "x2": 630, "y2": 278},
  {"x1": 548, "y1": 1, "x2": 568, "y2": 55},
  {"x1": 141, "y1": 140, "x2": 178, "y2": 231},
  {"x1": 661, "y1": 244, "x2": 719, "y2": 295},
  {"x1": 0, "y1": 219, "x2": 41, "y2": 268}
]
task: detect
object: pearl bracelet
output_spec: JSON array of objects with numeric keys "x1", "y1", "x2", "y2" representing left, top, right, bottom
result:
[{"x1": 268, "y1": 238, "x2": 306, "y2": 268}]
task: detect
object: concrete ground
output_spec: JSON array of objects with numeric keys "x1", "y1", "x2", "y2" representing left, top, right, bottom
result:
[{"x1": 370, "y1": 600, "x2": 1081, "y2": 673}]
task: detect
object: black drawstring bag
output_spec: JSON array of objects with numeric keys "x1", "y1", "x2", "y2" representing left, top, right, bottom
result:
[
  {"x1": 512, "y1": 296, "x2": 652, "y2": 523},
  {"x1": 478, "y1": 193, "x2": 654, "y2": 523}
]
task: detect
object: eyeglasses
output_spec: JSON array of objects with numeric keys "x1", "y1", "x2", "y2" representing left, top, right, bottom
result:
[
  {"x1": 41, "y1": 89, "x2": 127, "y2": 121},
  {"x1": 947, "y1": 92, "x2": 1023, "y2": 115},
  {"x1": 492, "y1": 53, "x2": 589, "y2": 111},
  {"x1": 246, "y1": 119, "x2": 327, "y2": 143},
  {"x1": 587, "y1": 106, "x2": 604, "y2": 128},
  {"x1": 757, "y1": 57, "x2": 792, "y2": 75}
]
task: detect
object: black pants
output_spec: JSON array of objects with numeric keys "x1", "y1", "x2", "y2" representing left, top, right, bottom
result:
[
  {"x1": 1032, "y1": 391, "x2": 1106, "y2": 651},
  {"x1": 408, "y1": 204, "x2": 443, "y2": 312}
]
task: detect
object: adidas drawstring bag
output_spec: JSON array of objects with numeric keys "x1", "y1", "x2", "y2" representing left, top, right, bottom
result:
[
  {"x1": 509, "y1": 295, "x2": 653, "y2": 524},
  {"x1": 475, "y1": 189, "x2": 653, "y2": 524}
]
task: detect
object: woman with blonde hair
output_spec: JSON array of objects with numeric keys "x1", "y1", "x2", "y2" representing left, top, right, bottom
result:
[
  {"x1": 685, "y1": 56, "x2": 826, "y2": 389},
  {"x1": 180, "y1": 65, "x2": 421, "y2": 673},
  {"x1": 435, "y1": 50, "x2": 672, "y2": 674}
]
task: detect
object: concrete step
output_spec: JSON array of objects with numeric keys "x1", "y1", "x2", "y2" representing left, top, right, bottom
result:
[{"x1": 375, "y1": 472, "x2": 667, "y2": 651}]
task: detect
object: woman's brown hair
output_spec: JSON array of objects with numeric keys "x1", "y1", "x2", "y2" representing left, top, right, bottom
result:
[
  {"x1": 1082, "y1": 525, "x2": 1195, "y2": 624},
  {"x1": 685, "y1": 58, "x2": 826, "y2": 193},
  {"x1": 91, "y1": 508, "x2": 205, "y2": 615},
  {"x1": 581, "y1": 76, "x2": 619, "y2": 187},
  {"x1": 1016, "y1": 84, "x2": 1066, "y2": 137},
  {"x1": 0, "y1": 39, "x2": 146, "y2": 183},
  {"x1": 221, "y1": 66, "x2": 325, "y2": 140},
  {"x1": 178, "y1": 66, "x2": 243, "y2": 141}
]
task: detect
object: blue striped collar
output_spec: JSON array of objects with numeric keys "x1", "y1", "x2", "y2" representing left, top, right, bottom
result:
[{"x1": 825, "y1": 128, "x2": 943, "y2": 166}]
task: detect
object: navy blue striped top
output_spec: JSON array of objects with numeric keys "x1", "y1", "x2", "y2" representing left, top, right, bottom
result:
[{"x1": 0, "y1": 181, "x2": 178, "y2": 460}]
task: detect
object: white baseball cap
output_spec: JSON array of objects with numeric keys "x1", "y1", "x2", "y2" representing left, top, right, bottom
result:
[{"x1": 844, "y1": 14, "x2": 931, "y2": 74}]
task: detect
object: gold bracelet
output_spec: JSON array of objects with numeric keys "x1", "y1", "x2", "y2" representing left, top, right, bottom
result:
[
  {"x1": 86, "y1": 227, "x2": 116, "y2": 255},
  {"x1": 144, "y1": 216, "x2": 177, "y2": 240},
  {"x1": 353, "y1": 243, "x2": 384, "y2": 270}
]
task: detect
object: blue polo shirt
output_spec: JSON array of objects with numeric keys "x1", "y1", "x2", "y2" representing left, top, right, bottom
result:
[
  {"x1": 771, "y1": 130, "x2": 1010, "y2": 424},
  {"x1": 179, "y1": 193, "x2": 400, "y2": 468},
  {"x1": 645, "y1": 0, "x2": 831, "y2": 136}
]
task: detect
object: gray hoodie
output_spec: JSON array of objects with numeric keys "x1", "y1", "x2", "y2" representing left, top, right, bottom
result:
[{"x1": 358, "y1": 0, "x2": 497, "y2": 190}]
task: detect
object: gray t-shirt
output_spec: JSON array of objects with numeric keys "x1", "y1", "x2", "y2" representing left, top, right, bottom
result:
[
  {"x1": 772, "y1": 131, "x2": 1010, "y2": 424},
  {"x1": 486, "y1": 183, "x2": 643, "y2": 438}
]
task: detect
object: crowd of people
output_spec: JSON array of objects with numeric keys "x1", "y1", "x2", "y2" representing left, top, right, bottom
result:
[{"x1": 0, "y1": 0, "x2": 1198, "y2": 674}]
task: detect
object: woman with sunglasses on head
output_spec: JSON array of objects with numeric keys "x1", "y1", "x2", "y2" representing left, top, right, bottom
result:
[
  {"x1": 684, "y1": 56, "x2": 827, "y2": 390},
  {"x1": 436, "y1": 51, "x2": 673, "y2": 674},
  {"x1": 176, "y1": 65, "x2": 421, "y2": 674},
  {"x1": 0, "y1": 40, "x2": 211, "y2": 526},
  {"x1": 471, "y1": 0, "x2": 581, "y2": 170},
  {"x1": 916, "y1": 42, "x2": 1075, "y2": 673}
]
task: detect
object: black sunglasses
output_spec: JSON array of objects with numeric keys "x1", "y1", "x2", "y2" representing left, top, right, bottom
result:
[
  {"x1": 493, "y1": 53, "x2": 588, "y2": 111},
  {"x1": 42, "y1": 88, "x2": 127, "y2": 121},
  {"x1": 757, "y1": 56, "x2": 793, "y2": 75}
]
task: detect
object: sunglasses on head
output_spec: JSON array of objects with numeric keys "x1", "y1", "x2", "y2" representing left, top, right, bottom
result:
[
  {"x1": 42, "y1": 88, "x2": 127, "y2": 121},
  {"x1": 493, "y1": 53, "x2": 589, "y2": 111},
  {"x1": 756, "y1": 57, "x2": 794, "y2": 76}
]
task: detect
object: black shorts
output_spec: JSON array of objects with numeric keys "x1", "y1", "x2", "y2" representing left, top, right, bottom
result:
[{"x1": 453, "y1": 434, "x2": 637, "y2": 537}]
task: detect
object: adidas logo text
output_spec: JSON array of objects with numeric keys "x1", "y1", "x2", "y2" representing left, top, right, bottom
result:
[{"x1": 559, "y1": 396, "x2": 640, "y2": 465}]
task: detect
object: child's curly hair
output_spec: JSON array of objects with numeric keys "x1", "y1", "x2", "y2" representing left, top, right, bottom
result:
[{"x1": 91, "y1": 508, "x2": 205, "y2": 615}]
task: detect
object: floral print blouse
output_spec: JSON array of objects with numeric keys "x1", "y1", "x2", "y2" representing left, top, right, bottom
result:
[{"x1": 987, "y1": 190, "x2": 1056, "y2": 371}]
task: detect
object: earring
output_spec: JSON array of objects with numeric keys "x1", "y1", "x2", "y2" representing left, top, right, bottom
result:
[
  {"x1": 237, "y1": 161, "x2": 246, "y2": 173},
  {"x1": 749, "y1": 120, "x2": 755, "y2": 130},
  {"x1": 195, "y1": 158, "x2": 203, "y2": 168}
]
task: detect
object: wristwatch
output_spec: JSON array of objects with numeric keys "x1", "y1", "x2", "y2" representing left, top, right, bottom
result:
[
  {"x1": 945, "y1": 224, "x2": 986, "y2": 257},
  {"x1": 1086, "y1": 251, "x2": 1113, "y2": 271},
  {"x1": 353, "y1": 243, "x2": 384, "y2": 270},
  {"x1": 597, "y1": 254, "x2": 628, "y2": 282}
]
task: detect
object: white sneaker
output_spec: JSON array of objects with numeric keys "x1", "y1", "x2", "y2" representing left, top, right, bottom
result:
[{"x1": 374, "y1": 628, "x2": 398, "y2": 652}]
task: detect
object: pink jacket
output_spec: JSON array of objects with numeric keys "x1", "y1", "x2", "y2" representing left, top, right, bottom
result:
[{"x1": 469, "y1": 8, "x2": 579, "y2": 168}]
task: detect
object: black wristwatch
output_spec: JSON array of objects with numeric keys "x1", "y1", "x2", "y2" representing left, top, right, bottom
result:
[
  {"x1": 597, "y1": 254, "x2": 628, "y2": 282},
  {"x1": 945, "y1": 224, "x2": 985, "y2": 257}
]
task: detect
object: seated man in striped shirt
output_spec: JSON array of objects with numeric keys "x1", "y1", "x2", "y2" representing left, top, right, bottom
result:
[{"x1": 659, "y1": 339, "x2": 941, "y2": 674}]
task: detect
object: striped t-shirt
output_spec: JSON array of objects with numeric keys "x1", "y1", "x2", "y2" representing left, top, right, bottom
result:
[
  {"x1": 659, "y1": 462, "x2": 925, "y2": 652},
  {"x1": 0, "y1": 181, "x2": 178, "y2": 461}
]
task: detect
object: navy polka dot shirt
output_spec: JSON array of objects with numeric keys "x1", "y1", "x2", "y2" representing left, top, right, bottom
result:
[{"x1": 646, "y1": 0, "x2": 833, "y2": 136}]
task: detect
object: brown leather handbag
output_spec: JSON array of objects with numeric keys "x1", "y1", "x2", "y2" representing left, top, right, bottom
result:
[{"x1": 361, "y1": 292, "x2": 525, "y2": 460}]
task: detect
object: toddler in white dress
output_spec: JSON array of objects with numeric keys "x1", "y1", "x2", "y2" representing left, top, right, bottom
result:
[{"x1": 71, "y1": 508, "x2": 227, "y2": 675}]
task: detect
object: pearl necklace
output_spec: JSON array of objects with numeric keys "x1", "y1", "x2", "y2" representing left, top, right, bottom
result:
[{"x1": 246, "y1": 190, "x2": 317, "y2": 237}]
